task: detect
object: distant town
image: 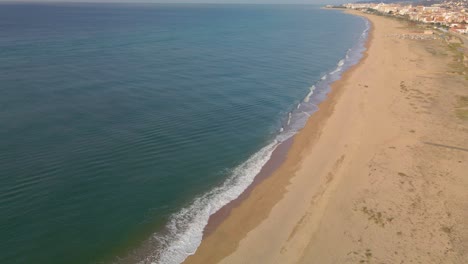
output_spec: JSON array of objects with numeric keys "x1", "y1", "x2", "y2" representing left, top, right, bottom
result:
[{"x1": 327, "y1": 1, "x2": 468, "y2": 34}]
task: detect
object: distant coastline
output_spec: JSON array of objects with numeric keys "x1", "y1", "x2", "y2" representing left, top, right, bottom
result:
[
  {"x1": 324, "y1": 5, "x2": 346, "y2": 9},
  {"x1": 340, "y1": 1, "x2": 468, "y2": 35}
]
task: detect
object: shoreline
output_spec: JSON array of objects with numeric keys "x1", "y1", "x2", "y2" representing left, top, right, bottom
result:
[
  {"x1": 184, "y1": 9, "x2": 373, "y2": 263},
  {"x1": 203, "y1": 137, "x2": 293, "y2": 237},
  {"x1": 110, "y1": 9, "x2": 370, "y2": 264},
  {"x1": 198, "y1": 8, "x2": 370, "y2": 246},
  {"x1": 202, "y1": 10, "x2": 370, "y2": 236},
  {"x1": 185, "y1": 9, "x2": 468, "y2": 264}
]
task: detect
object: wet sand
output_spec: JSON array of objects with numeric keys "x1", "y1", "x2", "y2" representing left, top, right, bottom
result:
[{"x1": 185, "y1": 11, "x2": 468, "y2": 264}]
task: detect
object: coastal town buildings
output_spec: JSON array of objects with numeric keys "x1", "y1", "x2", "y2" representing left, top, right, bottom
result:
[{"x1": 343, "y1": 1, "x2": 468, "y2": 34}]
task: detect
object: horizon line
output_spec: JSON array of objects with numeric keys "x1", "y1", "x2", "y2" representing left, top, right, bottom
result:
[{"x1": 0, "y1": 1, "x2": 339, "y2": 5}]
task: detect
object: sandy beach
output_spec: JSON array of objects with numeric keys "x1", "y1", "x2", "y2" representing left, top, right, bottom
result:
[{"x1": 185, "y1": 10, "x2": 468, "y2": 264}]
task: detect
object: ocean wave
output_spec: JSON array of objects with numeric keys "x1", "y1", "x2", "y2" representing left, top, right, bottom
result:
[
  {"x1": 265, "y1": 14, "x2": 370, "y2": 154},
  {"x1": 146, "y1": 141, "x2": 278, "y2": 264},
  {"x1": 303, "y1": 85, "x2": 316, "y2": 103},
  {"x1": 337, "y1": 59, "x2": 345, "y2": 67}
]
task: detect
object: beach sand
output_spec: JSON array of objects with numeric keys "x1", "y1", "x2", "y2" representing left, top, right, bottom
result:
[{"x1": 184, "y1": 11, "x2": 468, "y2": 264}]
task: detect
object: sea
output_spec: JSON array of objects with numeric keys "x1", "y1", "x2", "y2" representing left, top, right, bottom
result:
[{"x1": 0, "y1": 3, "x2": 368, "y2": 264}]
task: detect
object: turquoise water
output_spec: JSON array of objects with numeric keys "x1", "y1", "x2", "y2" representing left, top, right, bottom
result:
[{"x1": 0, "y1": 3, "x2": 367, "y2": 264}]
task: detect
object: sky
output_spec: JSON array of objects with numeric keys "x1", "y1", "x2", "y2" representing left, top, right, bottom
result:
[{"x1": 0, "y1": 0, "x2": 348, "y2": 4}]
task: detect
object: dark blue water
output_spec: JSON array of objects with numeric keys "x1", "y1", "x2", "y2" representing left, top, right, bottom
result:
[{"x1": 0, "y1": 3, "x2": 367, "y2": 264}]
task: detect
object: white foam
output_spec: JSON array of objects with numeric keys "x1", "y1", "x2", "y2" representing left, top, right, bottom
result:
[
  {"x1": 329, "y1": 58, "x2": 346, "y2": 76},
  {"x1": 147, "y1": 141, "x2": 279, "y2": 264},
  {"x1": 276, "y1": 130, "x2": 296, "y2": 143},
  {"x1": 337, "y1": 59, "x2": 345, "y2": 67},
  {"x1": 303, "y1": 85, "x2": 316, "y2": 103},
  {"x1": 329, "y1": 67, "x2": 341, "y2": 75}
]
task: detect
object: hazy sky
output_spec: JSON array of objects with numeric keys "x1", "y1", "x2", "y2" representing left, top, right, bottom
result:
[{"x1": 0, "y1": 0, "x2": 348, "y2": 4}]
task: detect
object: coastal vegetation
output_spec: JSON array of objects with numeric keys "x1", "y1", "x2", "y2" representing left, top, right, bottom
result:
[{"x1": 455, "y1": 95, "x2": 468, "y2": 119}]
